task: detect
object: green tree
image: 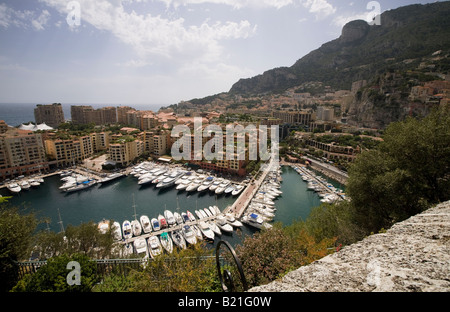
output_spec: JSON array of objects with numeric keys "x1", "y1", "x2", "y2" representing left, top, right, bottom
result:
[
  {"x1": 346, "y1": 104, "x2": 450, "y2": 234},
  {"x1": 0, "y1": 204, "x2": 38, "y2": 292},
  {"x1": 11, "y1": 253, "x2": 98, "y2": 292}
]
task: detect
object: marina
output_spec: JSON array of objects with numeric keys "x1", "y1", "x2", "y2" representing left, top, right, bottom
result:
[{"x1": 1, "y1": 158, "x2": 343, "y2": 258}]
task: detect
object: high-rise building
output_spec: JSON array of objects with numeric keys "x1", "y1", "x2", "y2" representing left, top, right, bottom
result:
[
  {"x1": 34, "y1": 103, "x2": 65, "y2": 128},
  {"x1": 0, "y1": 124, "x2": 48, "y2": 180}
]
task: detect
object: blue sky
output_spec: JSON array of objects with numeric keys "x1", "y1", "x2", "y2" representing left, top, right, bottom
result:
[{"x1": 0, "y1": 0, "x2": 445, "y2": 106}]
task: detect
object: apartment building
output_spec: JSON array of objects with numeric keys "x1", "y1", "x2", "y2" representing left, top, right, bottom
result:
[
  {"x1": 0, "y1": 125, "x2": 48, "y2": 180},
  {"x1": 272, "y1": 110, "x2": 313, "y2": 126},
  {"x1": 34, "y1": 103, "x2": 65, "y2": 128},
  {"x1": 71, "y1": 105, "x2": 117, "y2": 125},
  {"x1": 45, "y1": 135, "x2": 94, "y2": 167},
  {"x1": 91, "y1": 132, "x2": 110, "y2": 152},
  {"x1": 108, "y1": 139, "x2": 144, "y2": 166}
]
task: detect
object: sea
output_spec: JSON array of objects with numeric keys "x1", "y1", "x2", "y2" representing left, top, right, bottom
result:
[
  {"x1": 0, "y1": 166, "x2": 341, "y2": 248},
  {"x1": 0, "y1": 103, "x2": 166, "y2": 127}
]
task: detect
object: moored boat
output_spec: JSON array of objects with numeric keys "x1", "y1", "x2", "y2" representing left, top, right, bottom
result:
[
  {"x1": 160, "y1": 232, "x2": 173, "y2": 254},
  {"x1": 148, "y1": 235, "x2": 162, "y2": 258},
  {"x1": 122, "y1": 220, "x2": 132, "y2": 240}
]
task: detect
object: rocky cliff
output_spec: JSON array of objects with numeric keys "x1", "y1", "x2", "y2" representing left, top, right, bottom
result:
[
  {"x1": 230, "y1": 2, "x2": 450, "y2": 95},
  {"x1": 250, "y1": 200, "x2": 450, "y2": 292}
]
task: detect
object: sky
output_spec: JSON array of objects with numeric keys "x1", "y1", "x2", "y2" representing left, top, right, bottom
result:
[{"x1": 0, "y1": 0, "x2": 445, "y2": 106}]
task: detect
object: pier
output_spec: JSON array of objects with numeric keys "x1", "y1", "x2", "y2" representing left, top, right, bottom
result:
[
  {"x1": 224, "y1": 155, "x2": 279, "y2": 219},
  {"x1": 122, "y1": 214, "x2": 219, "y2": 245}
]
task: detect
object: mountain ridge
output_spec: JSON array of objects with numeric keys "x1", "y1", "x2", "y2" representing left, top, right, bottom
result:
[{"x1": 229, "y1": 2, "x2": 450, "y2": 95}]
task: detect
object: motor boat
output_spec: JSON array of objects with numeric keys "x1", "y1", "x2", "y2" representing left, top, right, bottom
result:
[
  {"x1": 187, "y1": 210, "x2": 196, "y2": 222},
  {"x1": 241, "y1": 213, "x2": 273, "y2": 230},
  {"x1": 65, "y1": 179, "x2": 96, "y2": 193},
  {"x1": 197, "y1": 177, "x2": 214, "y2": 192},
  {"x1": 134, "y1": 237, "x2": 149, "y2": 260},
  {"x1": 212, "y1": 205, "x2": 221, "y2": 215},
  {"x1": 181, "y1": 212, "x2": 189, "y2": 223},
  {"x1": 140, "y1": 215, "x2": 152, "y2": 233},
  {"x1": 176, "y1": 182, "x2": 189, "y2": 191},
  {"x1": 160, "y1": 232, "x2": 173, "y2": 254},
  {"x1": 131, "y1": 219, "x2": 142, "y2": 237},
  {"x1": 19, "y1": 180, "x2": 31, "y2": 190},
  {"x1": 208, "y1": 206, "x2": 217, "y2": 216},
  {"x1": 173, "y1": 212, "x2": 184, "y2": 225},
  {"x1": 209, "y1": 178, "x2": 223, "y2": 192},
  {"x1": 225, "y1": 213, "x2": 243, "y2": 227},
  {"x1": 191, "y1": 225, "x2": 203, "y2": 241},
  {"x1": 29, "y1": 179, "x2": 41, "y2": 187},
  {"x1": 158, "y1": 214, "x2": 168, "y2": 229},
  {"x1": 182, "y1": 225, "x2": 197, "y2": 245},
  {"x1": 99, "y1": 172, "x2": 124, "y2": 184},
  {"x1": 232, "y1": 185, "x2": 245, "y2": 196},
  {"x1": 216, "y1": 215, "x2": 233, "y2": 233},
  {"x1": 122, "y1": 220, "x2": 132, "y2": 240},
  {"x1": 215, "y1": 180, "x2": 230, "y2": 195},
  {"x1": 148, "y1": 236, "x2": 162, "y2": 258},
  {"x1": 171, "y1": 230, "x2": 187, "y2": 249},
  {"x1": 198, "y1": 221, "x2": 215, "y2": 241},
  {"x1": 112, "y1": 221, "x2": 122, "y2": 240},
  {"x1": 164, "y1": 210, "x2": 176, "y2": 226},
  {"x1": 7, "y1": 183, "x2": 21, "y2": 194},
  {"x1": 208, "y1": 221, "x2": 222, "y2": 236},
  {"x1": 151, "y1": 218, "x2": 160, "y2": 231},
  {"x1": 224, "y1": 184, "x2": 235, "y2": 195}
]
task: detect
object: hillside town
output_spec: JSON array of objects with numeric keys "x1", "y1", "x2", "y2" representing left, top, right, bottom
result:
[{"x1": 1, "y1": 64, "x2": 449, "y2": 182}]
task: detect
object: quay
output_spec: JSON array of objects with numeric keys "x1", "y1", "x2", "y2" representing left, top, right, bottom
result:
[{"x1": 224, "y1": 155, "x2": 279, "y2": 219}]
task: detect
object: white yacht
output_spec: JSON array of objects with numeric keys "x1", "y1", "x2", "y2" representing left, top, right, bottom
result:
[
  {"x1": 209, "y1": 178, "x2": 223, "y2": 192},
  {"x1": 122, "y1": 220, "x2": 132, "y2": 240},
  {"x1": 148, "y1": 236, "x2": 162, "y2": 258},
  {"x1": 208, "y1": 221, "x2": 222, "y2": 236},
  {"x1": 174, "y1": 212, "x2": 184, "y2": 225},
  {"x1": 134, "y1": 237, "x2": 149, "y2": 260},
  {"x1": 159, "y1": 232, "x2": 173, "y2": 254},
  {"x1": 151, "y1": 218, "x2": 160, "y2": 232},
  {"x1": 112, "y1": 221, "x2": 122, "y2": 241},
  {"x1": 65, "y1": 180, "x2": 96, "y2": 193},
  {"x1": 7, "y1": 183, "x2": 21, "y2": 194},
  {"x1": 131, "y1": 219, "x2": 142, "y2": 237},
  {"x1": 198, "y1": 221, "x2": 215, "y2": 241},
  {"x1": 232, "y1": 185, "x2": 245, "y2": 196},
  {"x1": 171, "y1": 230, "x2": 187, "y2": 249},
  {"x1": 140, "y1": 215, "x2": 152, "y2": 234},
  {"x1": 164, "y1": 210, "x2": 176, "y2": 227},
  {"x1": 224, "y1": 184, "x2": 235, "y2": 195},
  {"x1": 182, "y1": 225, "x2": 197, "y2": 245},
  {"x1": 99, "y1": 172, "x2": 124, "y2": 184},
  {"x1": 197, "y1": 177, "x2": 214, "y2": 192},
  {"x1": 215, "y1": 180, "x2": 230, "y2": 195},
  {"x1": 225, "y1": 213, "x2": 243, "y2": 227},
  {"x1": 19, "y1": 180, "x2": 31, "y2": 190},
  {"x1": 241, "y1": 213, "x2": 273, "y2": 230},
  {"x1": 216, "y1": 215, "x2": 233, "y2": 233}
]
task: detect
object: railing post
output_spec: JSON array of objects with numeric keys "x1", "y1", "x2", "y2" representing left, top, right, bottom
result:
[{"x1": 215, "y1": 240, "x2": 248, "y2": 292}]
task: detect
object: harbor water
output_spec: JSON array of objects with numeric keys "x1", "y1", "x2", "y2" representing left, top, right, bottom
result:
[{"x1": 1, "y1": 165, "x2": 337, "y2": 247}]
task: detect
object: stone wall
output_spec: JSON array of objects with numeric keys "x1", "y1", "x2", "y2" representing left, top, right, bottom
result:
[{"x1": 250, "y1": 200, "x2": 450, "y2": 292}]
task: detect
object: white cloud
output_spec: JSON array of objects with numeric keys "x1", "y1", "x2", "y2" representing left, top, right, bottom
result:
[
  {"x1": 32, "y1": 10, "x2": 51, "y2": 30},
  {"x1": 0, "y1": 4, "x2": 50, "y2": 30},
  {"x1": 301, "y1": 0, "x2": 336, "y2": 19},
  {"x1": 156, "y1": 0, "x2": 294, "y2": 10},
  {"x1": 40, "y1": 0, "x2": 256, "y2": 63}
]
